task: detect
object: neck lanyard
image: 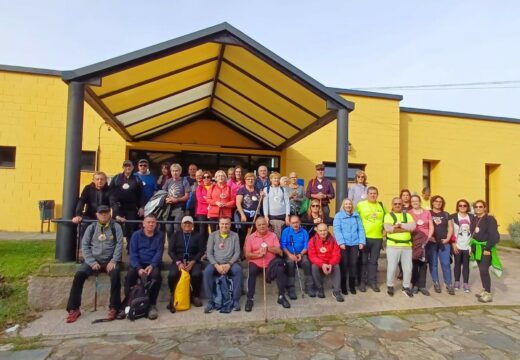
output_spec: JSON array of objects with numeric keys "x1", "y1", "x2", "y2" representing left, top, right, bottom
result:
[{"x1": 183, "y1": 233, "x2": 191, "y2": 254}]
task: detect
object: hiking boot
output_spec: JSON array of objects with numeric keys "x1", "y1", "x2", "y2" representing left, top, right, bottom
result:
[
  {"x1": 402, "y1": 287, "x2": 414, "y2": 298},
  {"x1": 317, "y1": 288, "x2": 326, "y2": 298},
  {"x1": 478, "y1": 291, "x2": 493, "y2": 303},
  {"x1": 433, "y1": 282, "x2": 442, "y2": 293},
  {"x1": 419, "y1": 288, "x2": 430, "y2": 296},
  {"x1": 332, "y1": 290, "x2": 344, "y2": 302},
  {"x1": 116, "y1": 309, "x2": 127, "y2": 320},
  {"x1": 341, "y1": 287, "x2": 348, "y2": 295},
  {"x1": 148, "y1": 305, "x2": 158, "y2": 320},
  {"x1": 245, "y1": 299, "x2": 254, "y2": 312},
  {"x1": 387, "y1": 286, "x2": 394, "y2": 297},
  {"x1": 475, "y1": 289, "x2": 486, "y2": 298},
  {"x1": 204, "y1": 302, "x2": 217, "y2": 314},
  {"x1": 306, "y1": 287, "x2": 317, "y2": 298},
  {"x1": 463, "y1": 283, "x2": 471, "y2": 293},
  {"x1": 277, "y1": 295, "x2": 291, "y2": 309},
  {"x1": 192, "y1": 297, "x2": 203, "y2": 307},
  {"x1": 412, "y1": 286, "x2": 419, "y2": 294},
  {"x1": 447, "y1": 285, "x2": 455, "y2": 295},
  {"x1": 66, "y1": 309, "x2": 81, "y2": 323},
  {"x1": 349, "y1": 287, "x2": 357, "y2": 295},
  {"x1": 107, "y1": 308, "x2": 118, "y2": 321},
  {"x1": 371, "y1": 284, "x2": 381, "y2": 293},
  {"x1": 287, "y1": 287, "x2": 297, "y2": 300},
  {"x1": 454, "y1": 281, "x2": 461, "y2": 290},
  {"x1": 359, "y1": 282, "x2": 367, "y2": 293},
  {"x1": 233, "y1": 301, "x2": 241, "y2": 311},
  {"x1": 166, "y1": 302, "x2": 176, "y2": 314}
]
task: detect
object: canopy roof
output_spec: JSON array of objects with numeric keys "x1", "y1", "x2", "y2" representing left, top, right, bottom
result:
[{"x1": 62, "y1": 23, "x2": 354, "y2": 150}]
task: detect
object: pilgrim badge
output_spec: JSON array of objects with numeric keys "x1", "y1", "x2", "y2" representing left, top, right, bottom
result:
[
  {"x1": 361, "y1": 194, "x2": 367, "y2": 199},
  {"x1": 371, "y1": 212, "x2": 377, "y2": 219},
  {"x1": 274, "y1": 196, "x2": 280, "y2": 202},
  {"x1": 261, "y1": 242, "x2": 268, "y2": 248},
  {"x1": 142, "y1": 181, "x2": 146, "y2": 186},
  {"x1": 122, "y1": 183, "x2": 130, "y2": 190},
  {"x1": 252, "y1": 196, "x2": 258, "y2": 201},
  {"x1": 98, "y1": 233, "x2": 106, "y2": 241},
  {"x1": 475, "y1": 227, "x2": 480, "y2": 233},
  {"x1": 220, "y1": 193, "x2": 228, "y2": 199},
  {"x1": 219, "y1": 242, "x2": 225, "y2": 250},
  {"x1": 320, "y1": 247, "x2": 327, "y2": 253},
  {"x1": 434, "y1": 218, "x2": 442, "y2": 225},
  {"x1": 317, "y1": 184, "x2": 323, "y2": 190},
  {"x1": 417, "y1": 219, "x2": 424, "y2": 226}
]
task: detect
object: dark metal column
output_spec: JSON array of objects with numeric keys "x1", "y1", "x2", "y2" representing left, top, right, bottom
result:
[
  {"x1": 56, "y1": 81, "x2": 85, "y2": 262},
  {"x1": 336, "y1": 108, "x2": 349, "y2": 212}
]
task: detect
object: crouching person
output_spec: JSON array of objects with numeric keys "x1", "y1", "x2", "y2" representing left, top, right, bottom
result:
[
  {"x1": 308, "y1": 223, "x2": 344, "y2": 302},
  {"x1": 244, "y1": 217, "x2": 290, "y2": 312},
  {"x1": 203, "y1": 217, "x2": 242, "y2": 313},
  {"x1": 167, "y1": 216, "x2": 204, "y2": 313},
  {"x1": 66, "y1": 205, "x2": 123, "y2": 323},
  {"x1": 281, "y1": 215, "x2": 314, "y2": 298},
  {"x1": 122, "y1": 214, "x2": 164, "y2": 320}
]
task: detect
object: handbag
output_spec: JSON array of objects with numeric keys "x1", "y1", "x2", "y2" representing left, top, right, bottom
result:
[{"x1": 173, "y1": 269, "x2": 191, "y2": 311}]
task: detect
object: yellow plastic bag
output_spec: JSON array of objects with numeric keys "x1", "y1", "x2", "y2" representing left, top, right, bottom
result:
[{"x1": 173, "y1": 269, "x2": 191, "y2": 311}]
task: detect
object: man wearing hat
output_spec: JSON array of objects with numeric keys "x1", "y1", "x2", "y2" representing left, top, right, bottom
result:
[
  {"x1": 109, "y1": 160, "x2": 145, "y2": 239},
  {"x1": 305, "y1": 163, "x2": 335, "y2": 218},
  {"x1": 167, "y1": 216, "x2": 204, "y2": 312},
  {"x1": 134, "y1": 159, "x2": 157, "y2": 204},
  {"x1": 65, "y1": 205, "x2": 124, "y2": 323}
]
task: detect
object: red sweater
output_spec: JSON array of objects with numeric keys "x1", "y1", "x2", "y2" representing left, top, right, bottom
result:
[
  {"x1": 308, "y1": 233, "x2": 341, "y2": 267},
  {"x1": 206, "y1": 183, "x2": 236, "y2": 218}
]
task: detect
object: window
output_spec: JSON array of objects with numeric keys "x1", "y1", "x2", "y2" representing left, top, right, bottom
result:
[
  {"x1": 422, "y1": 161, "x2": 431, "y2": 190},
  {"x1": 0, "y1": 147, "x2": 16, "y2": 168},
  {"x1": 323, "y1": 162, "x2": 366, "y2": 182},
  {"x1": 80, "y1": 151, "x2": 96, "y2": 172}
]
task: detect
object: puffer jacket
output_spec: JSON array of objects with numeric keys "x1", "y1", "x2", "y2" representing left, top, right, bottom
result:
[{"x1": 333, "y1": 210, "x2": 366, "y2": 246}]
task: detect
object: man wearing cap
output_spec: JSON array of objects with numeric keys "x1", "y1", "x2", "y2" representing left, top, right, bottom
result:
[
  {"x1": 203, "y1": 217, "x2": 242, "y2": 313},
  {"x1": 167, "y1": 216, "x2": 204, "y2": 312},
  {"x1": 123, "y1": 214, "x2": 164, "y2": 320},
  {"x1": 109, "y1": 160, "x2": 145, "y2": 240},
  {"x1": 65, "y1": 205, "x2": 123, "y2": 323},
  {"x1": 134, "y1": 159, "x2": 157, "y2": 204},
  {"x1": 306, "y1": 164, "x2": 335, "y2": 218}
]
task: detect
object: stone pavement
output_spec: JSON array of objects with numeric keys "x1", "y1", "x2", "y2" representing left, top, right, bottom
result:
[{"x1": 2, "y1": 306, "x2": 520, "y2": 359}]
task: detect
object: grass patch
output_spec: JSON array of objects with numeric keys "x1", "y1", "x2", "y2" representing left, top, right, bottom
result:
[
  {"x1": 0, "y1": 240, "x2": 55, "y2": 331},
  {"x1": 499, "y1": 240, "x2": 520, "y2": 249}
]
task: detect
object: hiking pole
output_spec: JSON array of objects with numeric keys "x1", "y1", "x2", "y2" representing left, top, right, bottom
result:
[
  {"x1": 247, "y1": 193, "x2": 264, "y2": 237},
  {"x1": 93, "y1": 271, "x2": 99, "y2": 312},
  {"x1": 75, "y1": 223, "x2": 81, "y2": 263},
  {"x1": 262, "y1": 247, "x2": 268, "y2": 323},
  {"x1": 290, "y1": 236, "x2": 305, "y2": 299}
]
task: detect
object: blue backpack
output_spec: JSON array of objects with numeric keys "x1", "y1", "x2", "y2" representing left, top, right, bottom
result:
[{"x1": 213, "y1": 275, "x2": 234, "y2": 314}]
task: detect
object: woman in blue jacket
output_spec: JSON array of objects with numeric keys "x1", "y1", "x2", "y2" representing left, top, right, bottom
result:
[{"x1": 333, "y1": 198, "x2": 366, "y2": 295}]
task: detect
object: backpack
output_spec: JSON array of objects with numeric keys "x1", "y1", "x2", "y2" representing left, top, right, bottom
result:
[
  {"x1": 173, "y1": 269, "x2": 191, "y2": 311},
  {"x1": 125, "y1": 276, "x2": 153, "y2": 321},
  {"x1": 213, "y1": 275, "x2": 234, "y2": 314},
  {"x1": 144, "y1": 190, "x2": 170, "y2": 220}
]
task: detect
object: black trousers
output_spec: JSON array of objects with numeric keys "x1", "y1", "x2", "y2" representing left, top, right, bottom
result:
[
  {"x1": 454, "y1": 249, "x2": 470, "y2": 283},
  {"x1": 247, "y1": 262, "x2": 287, "y2": 299},
  {"x1": 119, "y1": 207, "x2": 139, "y2": 239},
  {"x1": 124, "y1": 264, "x2": 162, "y2": 305},
  {"x1": 477, "y1": 254, "x2": 492, "y2": 292},
  {"x1": 168, "y1": 262, "x2": 203, "y2": 297},
  {"x1": 411, "y1": 259, "x2": 428, "y2": 288},
  {"x1": 194, "y1": 215, "x2": 209, "y2": 242},
  {"x1": 340, "y1": 246, "x2": 359, "y2": 292},
  {"x1": 359, "y1": 238, "x2": 383, "y2": 286},
  {"x1": 66, "y1": 262, "x2": 121, "y2": 311}
]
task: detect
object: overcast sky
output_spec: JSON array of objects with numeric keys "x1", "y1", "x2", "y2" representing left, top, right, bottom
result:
[{"x1": 1, "y1": 1, "x2": 518, "y2": 118}]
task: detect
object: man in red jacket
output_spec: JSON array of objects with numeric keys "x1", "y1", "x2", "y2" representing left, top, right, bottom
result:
[{"x1": 308, "y1": 223, "x2": 343, "y2": 302}]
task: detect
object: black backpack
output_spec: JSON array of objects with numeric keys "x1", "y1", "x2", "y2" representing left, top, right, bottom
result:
[{"x1": 126, "y1": 276, "x2": 153, "y2": 321}]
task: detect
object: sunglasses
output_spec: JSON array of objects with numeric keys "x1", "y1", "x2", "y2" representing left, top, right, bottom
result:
[
  {"x1": 458, "y1": 204, "x2": 468, "y2": 208},
  {"x1": 139, "y1": 164, "x2": 148, "y2": 167},
  {"x1": 317, "y1": 169, "x2": 325, "y2": 171},
  {"x1": 474, "y1": 205, "x2": 485, "y2": 209},
  {"x1": 311, "y1": 205, "x2": 320, "y2": 208},
  {"x1": 203, "y1": 175, "x2": 211, "y2": 179},
  {"x1": 393, "y1": 203, "x2": 402, "y2": 206}
]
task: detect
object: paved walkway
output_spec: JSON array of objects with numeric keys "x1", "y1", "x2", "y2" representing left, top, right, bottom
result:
[{"x1": 2, "y1": 306, "x2": 520, "y2": 359}]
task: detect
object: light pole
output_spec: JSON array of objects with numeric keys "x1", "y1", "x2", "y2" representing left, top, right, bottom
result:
[{"x1": 96, "y1": 123, "x2": 111, "y2": 171}]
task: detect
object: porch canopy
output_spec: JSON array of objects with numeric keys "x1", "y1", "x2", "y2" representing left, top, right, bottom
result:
[{"x1": 57, "y1": 22, "x2": 354, "y2": 261}]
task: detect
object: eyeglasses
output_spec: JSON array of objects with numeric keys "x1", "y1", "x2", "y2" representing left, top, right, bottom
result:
[
  {"x1": 317, "y1": 169, "x2": 324, "y2": 171},
  {"x1": 311, "y1": 205, "x2": 320, "y2": 208},
  {"x1": 392, "y1": 202, "x2": 402, "y2": 206},
  {"x1": 139, "y1": 164, "x2": 148, "y2": 167},
  {"x1": 203, "y1": 175, "x2": 211, "y2": 179},
  {"x1": 458, "y1": 204, "x2": 468, "y2": 208},
  {"x1": 474, "y1": 205, "x2": 485, "y2": 209},
  {"x1": 357, "y1": 175, "x2": 365, "y2": 178}
]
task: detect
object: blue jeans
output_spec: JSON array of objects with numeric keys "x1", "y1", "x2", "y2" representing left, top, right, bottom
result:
[
  {"x1": 426, "y1": 242, "x2": 452, "y2": 285},
  {"x1": 203, "y1": 263, "x2": 243, "y2": 304}
]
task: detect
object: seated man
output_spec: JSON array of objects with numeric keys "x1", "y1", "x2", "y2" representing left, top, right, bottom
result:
[
  {"x1": 280, "y1": 215, "x2": 314, "y2": 298},
  {"x1": 167, "y1": 216, "x2": 204, "y2": 312},
  {"x1": 65, "y1": 205, "x2": 123, "y2": 323},
  {"x1": 123, "y1": 214, "x2": 164, "y2": 320},
  {"x1": 244, "y1": 217, "x2": 291, "y2": 312},
  {"x1": 203, "y1": 217, "x2": 242, "y2": 313},
  {"x1": 383, "y1": 197, "x2": 416, "y2": 297},
  {"x1": 308, "y1": 223, "x2": 344, "y2": 302}
]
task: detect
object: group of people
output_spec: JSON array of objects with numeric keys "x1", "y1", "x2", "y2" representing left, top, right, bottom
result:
[{"x1": 65, "y1": 160, "x2": 502, "y2": 323}]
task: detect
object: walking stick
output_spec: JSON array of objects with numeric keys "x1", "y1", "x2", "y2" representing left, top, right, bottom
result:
[
  {"x1": 290, "y1": 236, "x2": 305, "y2": 298},
  {"x1": 93, "y1": 271, "x2": 99, "y2": 312},
  {"x1": 247, "y1": 193, "x2": 264, "y2": 237},
  {"x1": 261, "y1": 246, "x2": 268, "y2": 323},
  {"x1": 75, "y1": 222, "x2": 81, "y2": 263}
]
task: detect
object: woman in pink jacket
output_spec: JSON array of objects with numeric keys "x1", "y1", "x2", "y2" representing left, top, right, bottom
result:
[{"x1": 195, "y1": 170, "x2": 213, "y2": 238}]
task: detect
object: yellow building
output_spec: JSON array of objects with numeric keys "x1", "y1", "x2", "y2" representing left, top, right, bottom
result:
[{"x1": 1, "y1": 23, "x2": 519, "y2": 250}]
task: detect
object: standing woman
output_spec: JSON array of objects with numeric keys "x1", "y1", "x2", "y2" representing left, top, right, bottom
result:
[
  {"x1": 157, "y1": 162, "x2": 171, "y2": 188},
  {"x1": 195, "y1": 171, "x2": 213, "y2": 239},
  {"x1": 206, "y1": 170, "x2": 235, "y2": 231},
  {"x1": 451, "y1": 199, "x2": 475, "y2": 293},
  {"x1": 263, "y1": 172, "x2": 290, "y2": 238},
  {"x1": 302, "y1": 199, "x2": 332, "y2": 238},
  {"x1": 236, "y1": 172, "x2": 261, "y2": 249},
  {"x1": 400, "y1": 189, "x2": 413, "y2": 212},
  {"x1": 288, "y1": 172, "x2": 305, "y2": 215},
  {"x1": 471, "y1": 200, "x2": 501, "y2": 303},
  {"x1": 428, "y1": 195, "x2": 455, "y2": 295},
  {"x1": 333, "y1": 198, "x2": 366, "y2": 295},
  {"x1": 348, "y1": 170, "x2": 368, "y2": 207},
  {"x1": 409, "y1": 195, "x2": 434, "y2": 296},
  {"x1": 228, "y1": 166, "x2": 245, "y2": 197}
]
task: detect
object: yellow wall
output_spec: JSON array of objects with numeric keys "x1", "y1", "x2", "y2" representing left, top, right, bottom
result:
[
  {"x1": 0, "y1": 71, "x2": 125, "y2": 231},
  {"x1": 401, "y1": 112, "x2": 520, "y2": 233},
  {"x1": 283, "y1": 94, "x2": 402, "y2": 214}
]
